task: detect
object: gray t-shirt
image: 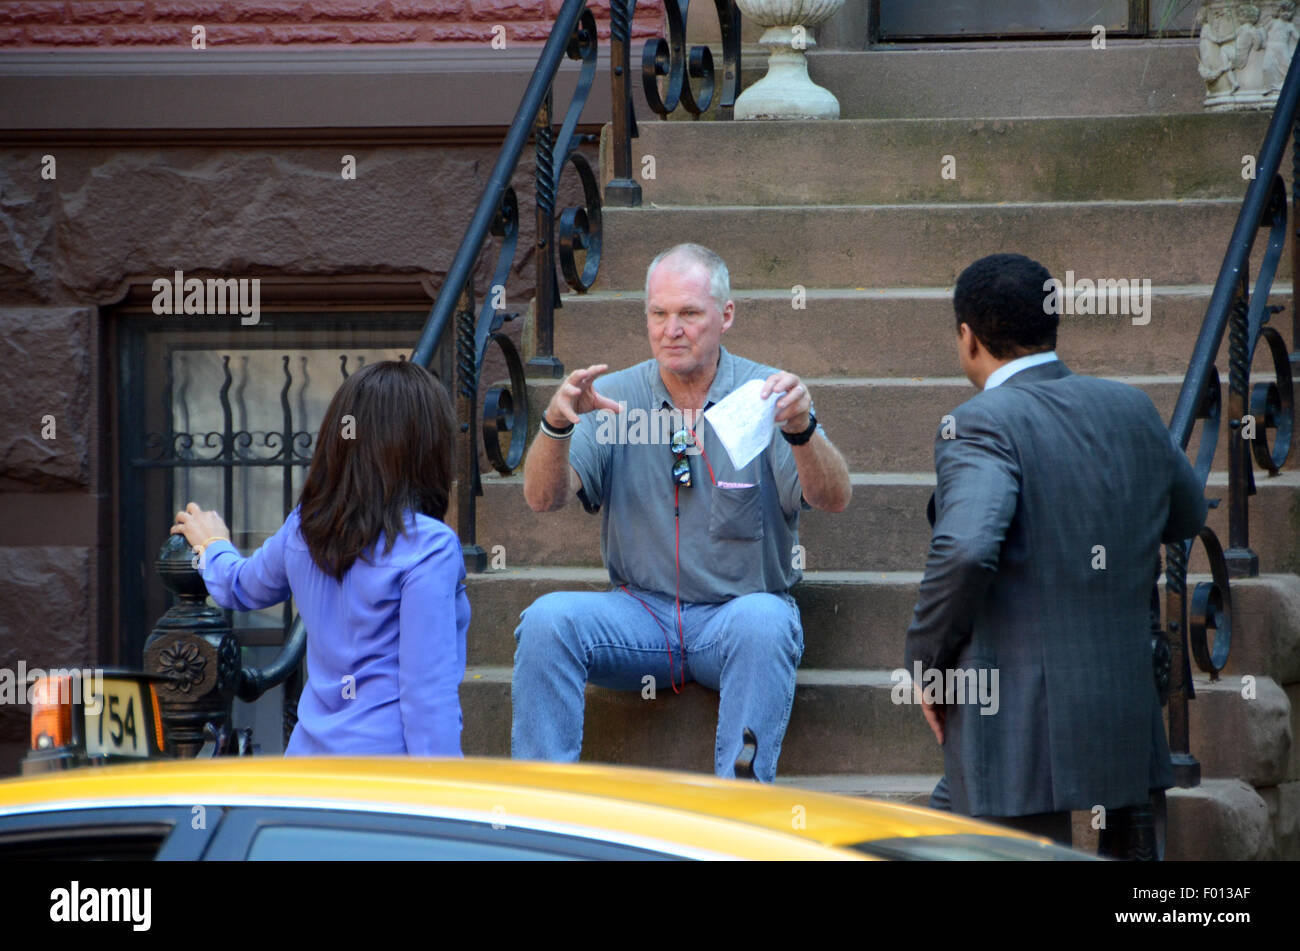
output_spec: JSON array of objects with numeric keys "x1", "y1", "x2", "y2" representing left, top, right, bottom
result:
[{"x1": 569, "y1": 347, "x2": 810, "y2": 603}]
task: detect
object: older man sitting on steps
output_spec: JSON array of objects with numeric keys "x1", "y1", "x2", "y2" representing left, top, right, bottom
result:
[{"x1": 511, "y1": 242, "x2": 852, "y2": 781}]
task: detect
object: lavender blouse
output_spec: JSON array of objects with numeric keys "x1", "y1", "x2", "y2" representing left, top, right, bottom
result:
[{"x1": 200, "y1": 507, "x2": 469, "y2": 756}]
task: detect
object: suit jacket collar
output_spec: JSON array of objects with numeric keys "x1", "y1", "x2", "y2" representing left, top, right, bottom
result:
[{"x1": 999, "y1": 358, "x2": 1072, "y2": 388}]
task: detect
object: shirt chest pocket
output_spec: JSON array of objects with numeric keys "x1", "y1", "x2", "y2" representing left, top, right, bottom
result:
[{"x1": 708, "y1": 483, "x2": 765, "y2": 541}]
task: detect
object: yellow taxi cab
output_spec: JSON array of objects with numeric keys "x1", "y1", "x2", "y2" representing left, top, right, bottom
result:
[
  {"x1": 9, "y1": 667, "x2": 1095, "y2": 860},
  {"x1": 0, "y1": 757, "x2": 1095, "y2": 860}
]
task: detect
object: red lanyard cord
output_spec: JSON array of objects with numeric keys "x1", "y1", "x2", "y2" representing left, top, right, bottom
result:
[
  {"x1": 619, "y1": 485, "x2": 687, "y2": 694},
  {"x1": 618, "y1": 427, "x2": 718, "y2": 696}
]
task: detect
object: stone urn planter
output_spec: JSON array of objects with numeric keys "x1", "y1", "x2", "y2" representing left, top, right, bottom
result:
[
  {"x1": 1196, "y1": 1, "x2": 1299, "y2": 110},
  {"x1": 733, "y1": 0, "x2": 844, "y2": 120}
]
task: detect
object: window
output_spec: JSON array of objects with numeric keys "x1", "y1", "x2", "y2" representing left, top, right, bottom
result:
[
  {"x1": 113, "y1": 287, "x2": 445, "y2": 751},
  {"x1": 0, "y1": 806, "x2": 220, "y2": 860},
  {"x1": 205, "y1": 809, "x2": 684, "y2": 861}
]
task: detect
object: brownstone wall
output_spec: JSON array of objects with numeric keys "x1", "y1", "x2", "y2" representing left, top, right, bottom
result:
[{"x1": 0, "y1": 0, "x2": 663, "y2": 46}]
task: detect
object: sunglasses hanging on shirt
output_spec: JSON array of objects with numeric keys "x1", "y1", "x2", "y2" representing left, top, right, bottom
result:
[{"x1": 671, "y1": 428, "x2": 693, "y2": 487}]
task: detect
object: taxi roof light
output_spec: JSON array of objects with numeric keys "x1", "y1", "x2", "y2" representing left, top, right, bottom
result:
[{"x1": 28, "y1": 674, "x2": 74, "y2": 751}]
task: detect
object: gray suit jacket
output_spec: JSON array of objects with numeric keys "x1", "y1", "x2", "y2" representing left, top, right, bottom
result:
[{"x1": 904, "y1": 360, "x2": 1206, "y2": 818}]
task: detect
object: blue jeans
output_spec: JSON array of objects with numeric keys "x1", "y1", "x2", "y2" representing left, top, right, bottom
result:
[{"x1": 511, "y1": 586, "x2": 805, "y2": 782}]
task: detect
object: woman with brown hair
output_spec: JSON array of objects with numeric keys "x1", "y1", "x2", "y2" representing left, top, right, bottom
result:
[{"x1": 169, "y1": 359, "x2": 468, "y2": 756}]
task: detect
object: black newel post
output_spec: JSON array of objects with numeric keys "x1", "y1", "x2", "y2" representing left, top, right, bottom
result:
[
  {"x1": 606, "y1": 0, "x2": 642, "y2": 208},
  {"x1": 142, "y1": 534, "x2": 242, "y2": 758}
]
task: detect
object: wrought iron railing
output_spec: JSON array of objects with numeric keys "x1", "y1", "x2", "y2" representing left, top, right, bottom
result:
[
  {"x1": 410, "y1": 0, "x2": 740, "y2": 570},
  {"x1": 1162, "y1": 39, "x2": 1300, "y2": 787}
]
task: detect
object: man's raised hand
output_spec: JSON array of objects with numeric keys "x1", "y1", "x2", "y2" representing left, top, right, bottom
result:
[
  {"x1": 761, "y1": 370, "x2": 813, "y2": 433},
  {"x1": 546, "y1": 364, "x2": 622, "y2": 426}
]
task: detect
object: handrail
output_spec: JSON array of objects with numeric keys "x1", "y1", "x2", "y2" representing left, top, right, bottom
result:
[
  {"x1": 237, "y1": 613, "x2": 307, "y2": 703},
  {"x1": 409, "y1": 0, "x2": 589, "y2": 368},
  {"x1": 1168, "y1": 41, "x2": 1300, "y2": 450},
  {"x1": 408, "y1": 0, "x2": 740, "y2": 571},
  {"x1": 1160, "y1": 36, "x2": 1300, "y2": 788}
]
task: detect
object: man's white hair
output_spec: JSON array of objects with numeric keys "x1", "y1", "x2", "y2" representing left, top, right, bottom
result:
[{"x1": 645, "y1": 243, "x2": 731, "y2": 311}]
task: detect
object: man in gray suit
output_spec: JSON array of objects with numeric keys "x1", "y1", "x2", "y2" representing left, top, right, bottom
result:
[{"x1": 905, "y1": 253, "x2": 1207, "y2": 850}]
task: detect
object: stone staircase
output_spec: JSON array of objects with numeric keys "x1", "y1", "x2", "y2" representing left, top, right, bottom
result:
[{"x1": 460, "y1": 44, "x2": 1299, "y2": 858}]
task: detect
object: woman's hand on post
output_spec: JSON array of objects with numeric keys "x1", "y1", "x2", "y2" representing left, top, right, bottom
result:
[{"x1": 169, "y1": 502, "x2": 232, "y2": 551}]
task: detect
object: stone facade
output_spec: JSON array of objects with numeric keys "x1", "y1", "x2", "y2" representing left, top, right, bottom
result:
[{"x1": 0, "y1": 0, "x2": 663, "y2": 46}]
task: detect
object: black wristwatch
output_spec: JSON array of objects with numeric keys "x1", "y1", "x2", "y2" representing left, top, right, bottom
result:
[{"x1": 781, "y1": 413, "x2": 818, "y2": 446}]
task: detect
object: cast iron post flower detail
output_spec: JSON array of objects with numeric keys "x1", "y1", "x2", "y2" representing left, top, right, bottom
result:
[{"x1": 158, "y1": 641, "x2": 206, "y2": 694}]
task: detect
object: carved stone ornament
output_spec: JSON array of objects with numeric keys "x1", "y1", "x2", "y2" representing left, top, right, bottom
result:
[
  {"x1": 1197, "y1": 1, "x2": 1299, "y2": 110},
  {"x1": 733, "y1": 0, "x2": 845, "y2": 120}
]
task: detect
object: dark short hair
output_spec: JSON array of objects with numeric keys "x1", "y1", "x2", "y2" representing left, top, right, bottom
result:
[
  {"x1": 953, "y1": 253, "x2": 1059, "y2": 359},
  {"x1": 298, "y1": 359, "x2": 456, "y2": 579}
]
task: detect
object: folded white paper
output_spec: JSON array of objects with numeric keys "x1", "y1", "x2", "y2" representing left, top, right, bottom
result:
[{"x1": 704, "y1": 378, "x2": 783, "y2": 471}]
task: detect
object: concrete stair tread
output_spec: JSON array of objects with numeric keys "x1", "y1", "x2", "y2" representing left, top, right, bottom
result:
[
  {"x1": 564, "y1": 284, "x2": 1253, "y2": 299},
  {"x1": 467, "y1": 565, "x2": 1295, "y2": 586},
  {"x1": 623, "y1": 198, "x2": 1243, "y2": 212},
  {"x1": 476, "y1": 471, "x2": 1300, "y2": 574},
  {"x1": 482, "y1": 470, "x2": 1300, "y2": 486},
  {"x1": 464, "y1": 567, "x2": 1300, "y2": 676},
  {"x1": 799, "y1": 45, "x2": 1205, "y2": 119},
  {"x1": 548, "y1": 289, "x2": 1290, "y2": 379},
  {"x1": 510, "y1": 371, "x2": 1273, "y2": 473},
  {"x1": 465, "y1": 665, "x2": 907, "y2": 686},
  {"x1": 458, "y1": 666, "x2": 947, "y2": 774},
  {"x1": 612, "y1": 113, "x2": 1276, "y2": 206},
  {"x1": 596, "y1": 201, "x2": 1280, "y2": 289},
  {"x1": 456, "y1": 669, "x2": 1292, "y2": 785},
  {"x1": 530, "y1": 373, "x2": 1206, "y2": 386}
]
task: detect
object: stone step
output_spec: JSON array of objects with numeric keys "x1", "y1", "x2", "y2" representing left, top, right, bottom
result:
[
  {"x1": 457, "y1": 667, "x2": 1290, "y2": 785},
  {"x1": 1165, "y1": 778, "x2": 1296, "y2": 860},
  {"x1": 596, "y1": 200, "x2": 1280, "y2": 290},
  {"x1": 520, "y1": 375, "x2": 1252, "y2": 474},
  {"x1": 553, "y1": 287, "x2": 1293, "y2": 380},
  {"x1": 801, "y1": 44, "x2": 1207, "y2": 119},
  {"x1": 1187, "y1": 675, "x2": 1294, "y2": 788},
  {"x1": 677, "y1": 43, "x2": 1207, "y2": 120},
  {"x1": 458, "y1": 666, "x2": 946, "y2": 775},
  {"x1": 473, "y1": 470, "x2": 1300, "y2": 574},
  {"x1": 674, "y1": 44, "x2": 1216, "y2": 124},
  {"x1": 465, "y1": 568, "x2": 1300, "y2": 686},
  {"x1": 603, "y1": 114, "x2": 1272, "y2": 206}
]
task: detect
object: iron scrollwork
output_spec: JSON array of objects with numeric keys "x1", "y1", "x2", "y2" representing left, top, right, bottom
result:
[
  {"x1": 1187, "y1": 526, "x2": 1233, "y2": 678},
  {"x1": 558, "y1": 151, "x2": 603, "y2": 293},
  {"x1": 641, "y1": 0, "x2": 740, "y2": 119},
  {"x1": 136, "y1": 354, "x2": 317, "y2": 469},
  {"x1": 1248, "y1": 324, "x2": 1295, "y2": 474},
  {"x1": 464, "y1": 187, "x2": 529, "y2": 478},
  {"x1": 543, "y1": 6, "x2": 605, "y2": 305}
]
